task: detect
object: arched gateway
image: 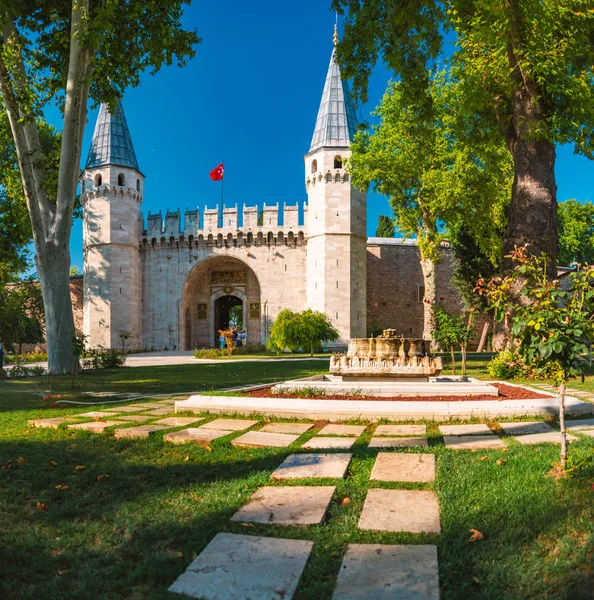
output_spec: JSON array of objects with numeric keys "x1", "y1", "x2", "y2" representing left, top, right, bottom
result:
[{"x1": 181, "y1": 256, "x2": 262, "y2": 350}]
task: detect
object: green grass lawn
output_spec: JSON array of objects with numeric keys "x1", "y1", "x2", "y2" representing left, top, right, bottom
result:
[{"x1": 1, "y1": 403, "x2": 593, "y2": 599}]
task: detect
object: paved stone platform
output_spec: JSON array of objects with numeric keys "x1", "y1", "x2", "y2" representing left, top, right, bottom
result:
[
  {"x1": 580, "y1": 430, "x2": 594, "y2": 438},
  {"x1": 200, "y1": 418, "x2": 259, "y2": 431},
  {"x1": 68, "y1": 420, "x2": 124, "y2": 433},
  {"x1": 302, "y1": 437, "x2": 356, "y2": 450},
  {"x1": 370, "y1": 453, "x2": 435, "y2": 483},
  {"x1": 439, "y1": 424, "x2": 492, "y2": 436},
  {"x1": 169, "y1": 533, "x2": 313, "y2": 600},
  {"x1": 128, "y1": 403, "x2": 169, "y2": 409},
  {"x1": 499, "y1": 421, "x2": 555, "y2": 435},
  {"x1": 318, "y1": 424, "x2": 365, "y2": 436},
  {"x1": 114, "y1": 425, "x2": 169, "y2": 439},
  {"x1": 231, "y1": 486, "x2": 335, "y2": 525},
  {"x1": 231, "y1": 431, "x2": 299, "y2": 448},
  {"x1": 117, "y1": 415, "x2": 153, "y2": 422},
  {"x1": 259, "y1": 422, "x2": 314, "y2": 434},
  {"x1": 76, "y1": 411, "x2": 114, "y2": 418},
  {"x1": 271, "y1": 453, "x2": 352, "y2": 480},
  {"x1": 155, "y1": 417, "x2": 204, "y2": 427},
  {"x1": 512, "y1": 431, "x2": 578, "y2": 445},
  {"x1": 374, "y1": 424, "x2": 426, "y2": 436},
  {"x1": 332, "y1": 544, "x2": 439, "y2": 600},
  {"x1": 443, "y1": 434, "x2": 505, "y2": 450},
  {"x1": 163, "y1": 428, "x2": 230, "y2": 444},
  {"x1": 565, "y1": 418, "x2": 594, "y2": 431},
  {"x1": 359, "y1": 489, "x2": 441, "y2": 534},
  {"x1": 141, "y1": 408, "x2": 174, "y2": 416},
  {"x1": 105, "y1": 406, "x2": 145, "y2": 413},
  {"x1": 368, "y1": 436, "x2": 428, "y2": 449},
  {"x1": 28, "y1": 417, "x2": 77, "y2": 429}
]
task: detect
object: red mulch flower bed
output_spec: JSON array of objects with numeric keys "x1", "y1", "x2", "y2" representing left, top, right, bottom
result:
[{"x1": 244, "y1": 383, "x2": 553, "y2": 402}]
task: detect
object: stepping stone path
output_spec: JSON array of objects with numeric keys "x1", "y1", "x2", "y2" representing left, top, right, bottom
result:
[
  {"x1": 271, "y1": 453, "x2": 352, "y2": 480},
  {"x1": 168, "y1": 533, "x2": 313, "y2": 600},
  {"x1": 499, "y1": 421, "x2": 578, "y2": 445},
  {"x1": 439, "y1": 424, "x2": 492, "y2": 436},
  {"x1": 318, "y1": 424, "x2": 365, "y2": 436},
  {"x1": 332, "y1": 544, "x2": 439, "y2": 600},
  {"x1": 114, "y1": 424, "x2": 169, "y2": 439},
  {"x1": 77, "y1": 411, "x2": 114, "y2": 418},
  {"x1": 231, "y1": 431, "x2": 299, "y2": 448},
  {"x1": 564, "y1": 418, "x2": 594, "y2": 431},
  {"x1": 155, "y1": 417, "x2": 204, "y2": 427},
  {"x1": 105, "y1": 406, "x2": 146, "y2": 413},
  {"x1": 117, "y1": 415, "x2": 154, "y2": 422},
  {"x1": 359, "y1": 489, "x2": 441, "y2": 534},
  {"x1": 141, "y1": 408, "x2": 174, "y2": 416},
  {"x1": 259, "y1": 422, "x2": 314, "y2": 434},
  {"x1": 28, "y1": 417, "x2": 77, "y2": 429},
  {"x1": 512, "y1": 431, "x2": 578, "y2": 445},
  {"x1": 370, "y1": 453, "x2": 435, "y2": 483},
  {"x1": 368, "y1": 436, "x2": 428, "y2": 448},
  {"x1": 69, "y1": 420, "x2": 124, "y2": 433},
  {"x1": 231, "y1": 486, "x2": 335, "y2": 526},
  {"x1": 374, "y1": 424, "x2": 426, "y2": 436},
  {"x1": 200, "y1": 418, "x2": 258, "y2": 431},
  {"x1": 128, "y1": 403, "x2": 169, "y2": 409},
  {"x1": 579, "y1": 430, "x2": 594, "y2": 438},
  {"x1": 303, "y1": 437, "x2": 356, "y2": 450},
  {"x1": 443, "y1": 434, "x2": 505, "y2": 450},
  {"x1": 164, "y1": 428, "x2": 230, "y2": 444}
]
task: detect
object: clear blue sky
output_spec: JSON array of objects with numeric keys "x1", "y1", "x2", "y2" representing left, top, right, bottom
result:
[{"x1": 43, "y1": 1, "x2": 594, "y2": 272}]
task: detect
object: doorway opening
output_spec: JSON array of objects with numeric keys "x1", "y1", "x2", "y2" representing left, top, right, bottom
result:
[{"x1": 214, "y1": 295, "x2": 243, "y2": 346}]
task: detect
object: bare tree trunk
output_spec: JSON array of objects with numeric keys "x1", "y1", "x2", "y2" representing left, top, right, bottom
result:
[
  {"x1": 450, "y1": 346, "x2": 456, "y2": 376},
  {"x1": 477, "y1": 322, "x2": 489, "y2": 353},
  {"x1": 420, "y1": 257, "x2": 436, "y2": 341},
  {"x1": 461, "y1": 344, "x2": 467, "y2": 377},
  {"x1": 558, "y1": 381, "x2": 567, "y2": 469}
]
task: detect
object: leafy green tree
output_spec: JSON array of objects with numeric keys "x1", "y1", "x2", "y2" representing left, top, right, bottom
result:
[
  {"x1": 558, "y1": 199, "x2": 594, "y2": 267},
  {"x1": 479, "y1": 246, "x2": 594, "y2": 468},
  {"x1": 375, "y1": 214, "x2": 394, "y2": 238},
  {"x1": 69, "y1": 266, "x2": 80, "y2": 276},
  {"x1": 0, "y1": 1, "x2": 199, "y2": 373},
  {"x1": 433, "y1": 304, "x2": 475, "y2": 376},
  {"x1": 349, "y1": 75, "x2": 511, "y2": 339},
  {"x1": 268, "y1": 309, "x2": 339, "y2": 356},
  {"x1": 333, "y1": 0, "x2": 594, "y2": 275},
  {"x1": 0, "y1": 279, "x2": 44, "y2": 352}
]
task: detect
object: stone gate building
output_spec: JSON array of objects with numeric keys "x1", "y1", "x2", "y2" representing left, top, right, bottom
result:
[{"x1": 80, "y1": 34, "x2": 463, "y2": 350}]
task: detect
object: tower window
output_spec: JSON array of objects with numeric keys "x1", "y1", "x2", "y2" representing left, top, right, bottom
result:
[
  {"x1": 94, "y1": 174, "x2": 102, "y2": 187},
  {"x1": 136, "y1": 179, "x2": 140, "y2": 192},
  {"x1": 118, "y1": 173, "x2": 125, "y2": 186},
  {"x1": 334, "y1": 155, "x2": 343, "y2": 168},
  {"x1": 311, "y1": 159, "x2": 317, "y2": 174}
]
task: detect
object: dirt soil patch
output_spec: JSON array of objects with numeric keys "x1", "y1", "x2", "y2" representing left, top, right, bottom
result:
[{"x1": 243, "y1": 383, "x2": 554, "y2": 402}]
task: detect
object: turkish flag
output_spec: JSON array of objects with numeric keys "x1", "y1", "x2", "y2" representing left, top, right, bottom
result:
[{"x1": 210, "y1": 163, "x2": 224, "y2": 181}]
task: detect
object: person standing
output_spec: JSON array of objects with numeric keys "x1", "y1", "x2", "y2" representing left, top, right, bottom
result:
[{"x1": 219, "y1": 335, "x2": 226, "y2": 351}]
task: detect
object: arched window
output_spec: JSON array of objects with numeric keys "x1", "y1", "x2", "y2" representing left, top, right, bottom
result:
[
  {"x1": 94, "y1": 174, "x2": 102, "y2": 187},
  {"x1": 136, "y1": 179, "x2": 140, "y2": 192},
  {"x1": 311, "y1": 159, "x2": 318, "y2": 174},
  {"x1": 118, "y1": 173, "x2": 125, "y2": 186},
  {"x1": 334, "y1": 155, "x2": 343, "y2": 169}
]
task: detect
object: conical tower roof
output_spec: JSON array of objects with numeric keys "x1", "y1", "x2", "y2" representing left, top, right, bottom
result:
[
  {"x1": 85, "y1": 102, "x2": 140, "y2": 171},
  {"x1": 309, "y1": 41, "x2": 358, "y2": 153}
]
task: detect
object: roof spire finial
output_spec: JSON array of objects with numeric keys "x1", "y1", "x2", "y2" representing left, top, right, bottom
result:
[{"x1": 333, "y1": 13, "x2": 338, "y2": 46}]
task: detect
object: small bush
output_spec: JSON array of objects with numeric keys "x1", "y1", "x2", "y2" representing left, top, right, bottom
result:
[
  {"x1": 7, "y1": 363, "x2": 46, "y2": 378},
  {"x1": 194, "y1": 348, "x2": 226, "y2": 360},
  {"x1": 5, "y1": 351, "x2": 48, "y2": 364},
  {"x1": 82, "y1": 349, "x2": 126, "y2": 370},
  {"x1": 486, "y1": 350, "x2": 524, "y2": 380}
]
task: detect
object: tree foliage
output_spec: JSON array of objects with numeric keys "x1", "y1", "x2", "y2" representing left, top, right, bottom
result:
[
  {"x1": 0, "y1": 279, "x2": 44, "y2": 351},
  {"x1": 375, "y1": 214, "x2": 394, "y2": 238},
  {"x1": 558, "y1": 199, "x2": 594, "y2": 267},
  {"x1": 433, "y1": 304, "x2": 475, "y2": 376},
  {"x1": 267, "y1": 309, "x2": 339, "y2": 356}
]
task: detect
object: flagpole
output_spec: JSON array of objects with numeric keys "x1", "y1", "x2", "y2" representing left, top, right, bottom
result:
[{"x1": 220, "y1": 160, "x2": 224, "y2": 227}]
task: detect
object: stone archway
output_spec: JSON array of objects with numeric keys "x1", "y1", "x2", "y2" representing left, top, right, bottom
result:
[{"x1": 181, "y1": 256, "x2": 262, "y2": 349}]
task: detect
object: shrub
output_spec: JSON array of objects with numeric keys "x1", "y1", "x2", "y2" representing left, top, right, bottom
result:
[
  {"x1": 194, "y1": 348, "x2": 226, "y2": 360},
  {"x1": 82, "y1": 349, "x2": 125, "y2": 370},
  {"x1": 486, "y1": 350, "x2": 525, "y2": 380}
]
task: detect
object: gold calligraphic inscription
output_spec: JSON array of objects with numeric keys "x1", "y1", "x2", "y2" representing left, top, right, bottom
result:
[
  {"x1": 211, "y1": 270, "x2": 246, "y2": 284},
  {"x1": 197, "y1": 303, "x2": 208, "y2": 320},
  {"x1": 249, "y1": 302, "x2": 261, "y2": 319}
]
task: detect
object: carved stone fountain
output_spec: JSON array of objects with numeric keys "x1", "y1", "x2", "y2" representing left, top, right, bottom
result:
[{"x1": 329, "y1": 329, "x2": 442, "y2": 380}]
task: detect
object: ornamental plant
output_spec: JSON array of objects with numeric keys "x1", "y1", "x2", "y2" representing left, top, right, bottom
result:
[
  {"x1": 433, "y1": 304, "x2": 475, "y2": 376},
  {"x1": 477, "y1": 246, "x2": 594, "y2": 468}
]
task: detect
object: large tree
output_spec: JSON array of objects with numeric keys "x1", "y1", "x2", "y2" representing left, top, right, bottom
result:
[
  {"x1": 558, "y1": 199, "x2": 594, "y2": 267},
  {"x1": 375, "y1": 214, "x2": 395, "y2": 238},
  {"x1": 0, "y1": 1, "x2": 199, "y2": 373},
  {"x1": 332, "y1": 0, "x2": 594, "y2": 276},
  {"x1": 349, "y1": 75, "x2": 511, "y2": 339}
]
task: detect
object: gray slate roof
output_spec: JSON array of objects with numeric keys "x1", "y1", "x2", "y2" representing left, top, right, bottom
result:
[
  {"x1": 85, "y1": 102, "x2": 140, "y2": 171},
  {"x1": 309, "y1": 47, "x2": 358, "y2": 152}
]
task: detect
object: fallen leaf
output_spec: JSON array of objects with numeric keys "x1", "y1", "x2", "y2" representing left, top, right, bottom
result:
[
  {"x1": 472, "y1": 576, "x2": 481, "y2": 584},
  {"x1": 501, "y1": 447, "x2": 509, "y2": 452},
  {"x1": 480, "y1": 456, "x2": 489, "y2": 461},
  {"x1": 36, "y1": 501, "x2": 47, "y2": 512},
  {"x1": 468, "y1": 529, "x2": 484, "y2": 542},
  {"x1": 496, "y1": 459, "x2": 506, "y2": 466},
  {"x1": 96, "y1": 474, "x2": 110, "y2": 482},
  {"x1": 240, "y1": 522, "x2": 255, "y2": 528},
  {"x1": 74, "y1": 465, "x2": 85, "y2": 471},
  {"x1": 57, "y1": 568, "x2": 68, "y2": 575},
  {"x1": 192, "y1": 552, "x2": 197, "y2": 560},
  {"x1": 184, "y1": 455, "x2": 190, "y2": 462},
  {"x1": 16, "y1": 457, "x2": 25, "y2": 464},
  {"x1": 49, "y1": 460, "x2": 57, "y2": 466},
  {"x1": 2, "y1": 460, "x2": 13, "y2": 470},
  {"x1": 55, "y1": 484, "x2": 68, "y2": 491},
  {"x1": 341, "y1": 497, "x2": 351, "y2": 505},
  {"x1": 176, "y1": 552, "x2": 184, "y2": 558}
]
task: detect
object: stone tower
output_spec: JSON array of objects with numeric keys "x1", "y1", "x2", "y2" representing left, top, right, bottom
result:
[
  {"x1": 81, "y1": 102, "x2": 144, "y2": 349},
  {"x1": 305, "y1": 28, "x2": 367, "y2": 343}
]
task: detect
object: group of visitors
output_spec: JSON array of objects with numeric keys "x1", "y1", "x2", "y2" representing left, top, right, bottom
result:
[{"x1": 219, "y1": 330, "x2": 247, "y2": 350}]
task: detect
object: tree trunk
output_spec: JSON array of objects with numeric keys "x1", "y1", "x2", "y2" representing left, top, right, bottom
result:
[
  {"x1": 450, "y1": 346, "x2": 456, "y2": 376},
  {"x1": 558, "y1": 381, "x2": 567, "y2": 469},
  {"x1": 420, "y1": 257, "x2": 436, "y2": 341},
  {"x1": 36, "y1": 243, "x2": 76, "y2": 375},
  {"x1": 461, "y1": 345, "x2": 467, "y2": 377},
  {"x1": 476, "y1": 322, "x2": 489, "y2": 353}
]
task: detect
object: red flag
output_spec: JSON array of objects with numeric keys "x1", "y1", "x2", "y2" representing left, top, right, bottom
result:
[{"x1": 210, "y1": 163, "x2": 224, "y2": 181}]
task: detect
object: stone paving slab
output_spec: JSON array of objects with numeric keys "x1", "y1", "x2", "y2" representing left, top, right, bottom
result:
[
  {"x1": 168, "y1": 532, "x2": 313, "y2": 600},
  {"x1": 499, "y1": 421, "x2": 555, "y2": 435},
  {"x1": 141, "y1": 408, "x2": 174, "y2": 416},
  {"x1": 439, "y1": 424, "x2": 493, "y2": 436},
  {"x1": 564, "y1": 418, "x2": 594, "y2": 431},
  {"x1": 104, "y1": 406, "x2": 145, "y2": 413},
  {"x1": 512, "y1": 432, "x2": 578, "y2": 445},
  {"x1": 318, "y1": 424, "x2": 365, "y2": 436},
  {"x1": 68, "y1": 420, "x2": 124, "y2": 433},
  {"x1": 443, "y1": 435, "x2": 505, "y2": 450},
  {"x1": 302, "y1": 437, "x2": 356, "y2": 450},
  {"x1": 155, "y1": 417, "x2": 204, "y2": 427},
  {"x1": 116, "y1": 415, "x2": 153, "y2": 422},
  {"x1": 76, "y1": 411, "x2": 115, "y2": 418},
  {"x1": 259, "y1": 422, "x2": 314, "y2": 434},
  {"x1": 163, "y1": 428, "x2": 230, "y2": 444},
  {"x1": 368, "y1": 436, "x2": 428, "y2": 449},
  {"x1": 230, "y1": 485, "x2": 335, "y2": 525},
  {"x1": 271, "y1": 453, "x2": 352, "y2": 480},
  {"x1": 370, "y1": 453, "x2": 436, "y2": 483},
  {"x1": 231, "y1": 431, "x2": 299, "y2": 448},
  {"x1": 359, "y1": 489, "x2": 441, "y2": 534},
  {"x1": 332, "y1": 544, "x2": 439, "y2": 600},
  {"x1": 579, "y1": 430, "x2": 594, "y2": 438},
  {"x1": 200, "y1": 418, "x2": 259, "y2": 431},
  {"x1": 114, "y1": 425, "x2": 169, "y2": 439},
  {"x1": 127, "y1": 403, "x2": 169, "y2": 409},
  {"x1": 28, "y1": 418, "x2": 77, "y2": 429},
  {"x1": 374, "y1": 424, "x2": 426, "y2": 436}
]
